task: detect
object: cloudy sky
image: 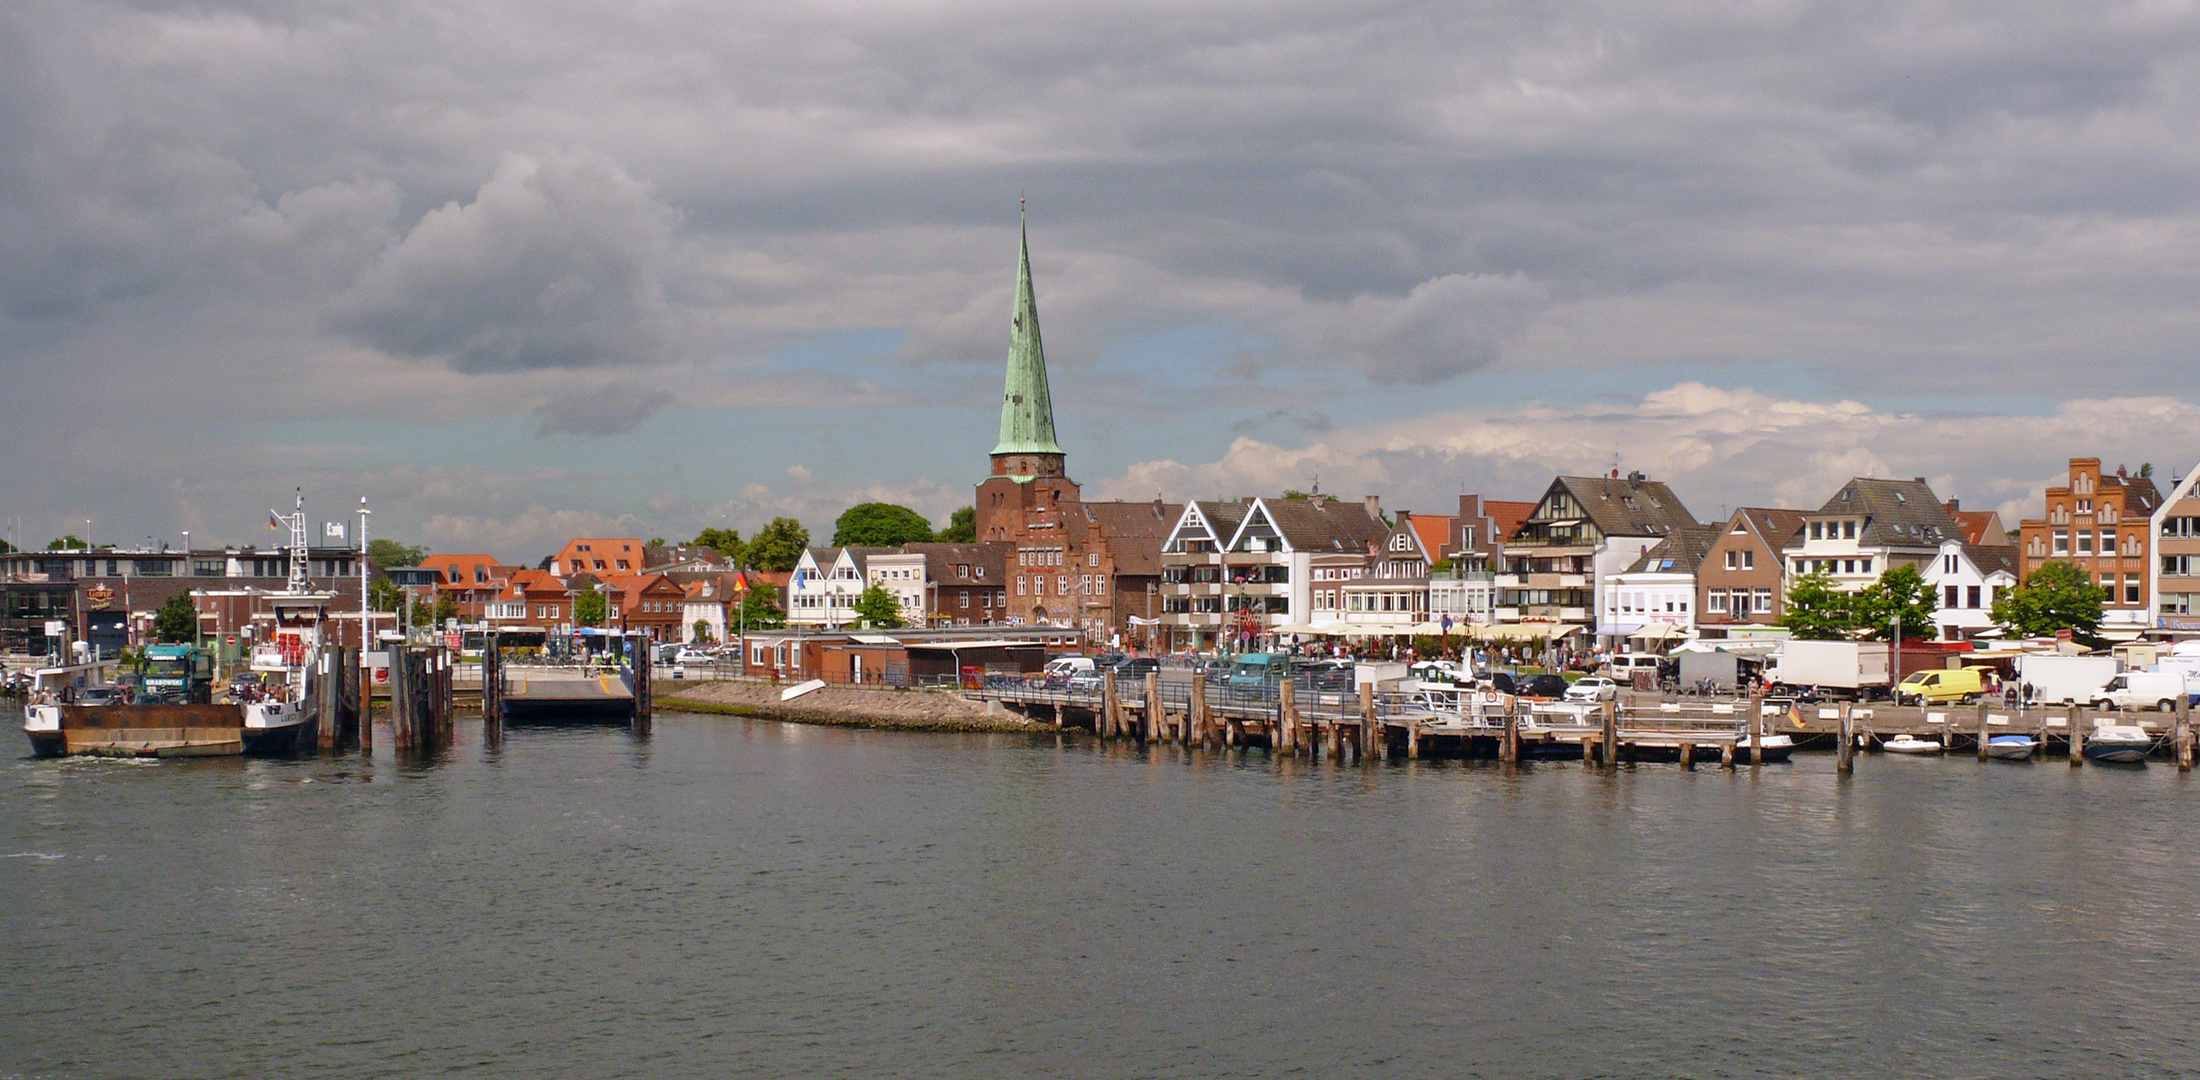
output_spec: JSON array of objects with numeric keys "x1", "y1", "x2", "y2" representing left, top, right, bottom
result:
[{"x1": 7, "y1": 0, "x2": 2200, "y2": 561}]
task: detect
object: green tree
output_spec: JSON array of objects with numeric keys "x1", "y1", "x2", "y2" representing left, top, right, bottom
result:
[
  {"x1": 367, "y1": 539, "x2": 427, "y2": 572},
  {"x1": 646, "y1": 537, "x2": 667, "y2": 547},
  {"x1": 48, "y1": 535, "x2": 84, "y2": 550},
  {"x1": 1851, "y1": 563, "x2": 1936, "y2": 641},
  {"x1": 693, "y1": 619, "x2": 712, "y2": 642},
  {"x1": 691, "y1": 527, "x2": 744, "y2": 562},
  {"x1": 1992, "y1": 560, "x2": 2108, "y2": 637},
  {"x1": 408, "y1": 594, "x2": 438, "y2": 630},
  {"x1": 368, "y1": 578, "x2": 404, "y2": 612},
  {"x1": 0, "y1": 538, "x2": 13, "y2": 555},
  {"x1": 736, "y1": 582, "x2": 784, "y2": 629},
  {"x1": 746, "y1": 517, "x2": 810, "y2": 571},
  {"x1": 832, "y1": 503, "x2": 934, "y2": 547},
  {"x1": 939, "y1": 507, "x2": 977, "y2": 543},
  {"x1": 1778, "y1": 572, "x2": 1853, "y2": 640},
  {"x1": 573, "y1": 588, "x2": 607, "y2": 627},
  {"x1": 433, "y1": 592, "x2": 459, "y2": 626},
  {"x1": 853, "y1": 583, "x2": 904, "y2": 629},
  {"x1": 153, "y1": 595, "x2": 198, "y2": 643}
]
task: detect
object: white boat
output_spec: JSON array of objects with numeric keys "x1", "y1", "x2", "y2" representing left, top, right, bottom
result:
[
  {"x1": 2083, "y1": 723, "x2": 2154, "y2": 764},
  {"x1": 1985, "y1": 734, "x2": 2038, "y2": 760},
  {"x1": 1883, "y1": 734, "x2": 1942, "y2": 754},
  {"x1": 1733, "y1": 732, "x2": 1794, "y2": 762}
]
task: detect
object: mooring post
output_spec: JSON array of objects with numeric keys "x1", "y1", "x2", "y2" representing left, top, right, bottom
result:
[
  {"x1": 1359, "y1": 682, "x2": 1379, "y2": 763},
  {"x1": 1144, "y1": 670, "x2": 1160, "y2": 742},
  {"x1": 1748, "y1": 692, "x2": 1764, "y2": 767},
  {"x1": 1975, "y1": 702, "x2": 1990, "y2": 761},
  {"x1": 1679, "y1": 741, "x2": 1695, "y2": 770},
  {"x1": 1190, "y1": 673, "x2": 1209, "y2": 749},
  {"x1": 2177, "y1": 694, "x2": 2194, "y2": 772},
  {"x1": 2068, "y1": 703, "x2": 2084, "y2": 766},
  {"x1": 1278, "y1": 677, "x2": 1297, "y2": 757},
  {"x1": 1102, "y1": 668, "x2": 1119, "y2": 738},
  {"x1": 358, "y1": 643, "x2": 373, "y2": 753},
  {"x1": 1407, "y1": 720, "x2": 1420, "y2": 760},
  {"x1": 1499, "y1": 708, "x2": 1517, "y2": 765},
  {"x1": 1600, "y1": 700, "x2": 1618, "y2": 772},
  {"x1": 1837, "y1": 702, "x2": 1854, "y2": 775},
  {"x1": 1720, "y1": 738, "x2": 1735, "y2": 768}
]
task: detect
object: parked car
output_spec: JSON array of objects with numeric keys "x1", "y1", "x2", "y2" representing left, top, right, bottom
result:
[
  {"x1": 1563, "y1": 676, "x2": 1619, "y2": 703},
  {"x1": 1111, "y1": 657, "x2": 1161, "y2": 677},
  {"x1": 1515, "y1": 673, "x2": 1572, "y2": 700},
  {"x1": 673, "y1": 647, "x2": 714, "y2": 666}
]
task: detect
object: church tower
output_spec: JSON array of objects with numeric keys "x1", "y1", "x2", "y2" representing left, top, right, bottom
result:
[{"x1": 989, "y1": 208, "x2": 1068, "y2": 480}]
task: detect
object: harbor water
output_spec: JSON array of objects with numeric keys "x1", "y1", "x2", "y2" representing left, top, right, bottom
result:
[{"x1": 5, "y1": 706, "x2": 2199, "y2": 1078}]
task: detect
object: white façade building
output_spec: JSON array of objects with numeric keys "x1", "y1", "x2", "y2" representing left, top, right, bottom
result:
[{"x1": 1922, "y1": 539, "x2": 2018, "y2": 642}]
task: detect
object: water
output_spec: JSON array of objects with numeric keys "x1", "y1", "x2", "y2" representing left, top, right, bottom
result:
[{"x1": 4, "y1": 707, "x2": 2197, "y2": 1079}]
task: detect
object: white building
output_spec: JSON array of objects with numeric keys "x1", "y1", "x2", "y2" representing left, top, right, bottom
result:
[
  {"x1": 1603, "y1": 527, "x2": 1718, "y2": 646},
  {"x1": 1499, "y1": 473, "x2": 1702, "y2": 646},
  {"x1": 865, "y1": 550, "x2": 928, "y2": 627},
  {"x1": 1158, "y1": 496, "x2": 1388, "y2": 650},
  {"x1": 786, "y1": 546, "x2": 892, "y2": 628},
  {"x1": 1922, "y1": 539, "x2": 2018, "y2": 642}
]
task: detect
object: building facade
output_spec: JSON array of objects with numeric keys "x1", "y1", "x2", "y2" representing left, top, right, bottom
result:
[
  {"x1": 1695, "y1": 507, "x2": 1805, "y2": 635},
  {"x1": 1498, "y1": 472, "x2": 1700, "y2": 646},
  {"x1": 2017, "y1": 458, "x2": 2161, "y2": 634},
  {"x1": 2150, "y1": 466, "x2": 2200, "y2": 633}
]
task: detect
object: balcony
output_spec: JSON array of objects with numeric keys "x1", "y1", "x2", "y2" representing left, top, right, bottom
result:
[{"x1": 1528, "y1": 573, "x2": 1588, "y2": 589}]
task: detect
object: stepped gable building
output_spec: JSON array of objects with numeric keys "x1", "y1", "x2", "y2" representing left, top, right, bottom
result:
[
  {"x1": 2017, "y1": 458, "x2": 2161, "y2": 635},
  {"x1": 971, "y1": 209, "x2": 1180, "y2": 641}
]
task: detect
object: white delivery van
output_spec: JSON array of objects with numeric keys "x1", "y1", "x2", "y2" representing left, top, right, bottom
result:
[{"x1": 2091, "y1": 671, "x2": 2191, "y2": 712}]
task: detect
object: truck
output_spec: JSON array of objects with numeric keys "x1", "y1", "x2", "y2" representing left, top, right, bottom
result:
[
  {"x1": 137, "y1": 643, "x2": 215, "y2": 704},
  {"x1": 2014, "y1": 654, "x2": 2118, "y2": 706},
  {"x1": 1768, "y1": 641, "x2": 1890, "y2": 699},
  {"x1": 1675, "y1": 651, "x2": 1741, "y2": 693}
]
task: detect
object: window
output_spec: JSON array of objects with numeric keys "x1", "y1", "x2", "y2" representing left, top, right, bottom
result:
[
  {"x1": 1742, "y1": 551, "x2": 1754, "y2": 570},
  {"x1": 2101, "y1": 573, "x2": 2116, "y2": 591},
  {"x1": 1843, "y1": 560, "x2": 1856, "y2": 574},
  {"x1": 1725, "y1": 550, "x2": 1737, "y2": 570},
  {"x1": 1843, "y1": 520, "x2": 1857, "y2": 540},
  {"x1": 1794, "y1": 561, "x2": 1806, "y2": 575},
  {"x1": 2077, "y1": 531, "x2": 2093, "y2": 555},
  {"x1": 1708, "y1": 590, "x2": 1727, "y2": 613},
  {"x1": 2101, "y1": 530, "x2": 2116, "y2": 556},
  {"x1": 1017, "y1": 576, "x2": 1027, "y2": 596},
  {"x1": 2078, "y1": 499, "x2": 2092, "y2": 513},
  {"x1": 1944, "y1": 586, "x2": 1959, "y2": 609},
  {"x1": 1089, "y1": 553, "x2": 1100, "y2": 567},
  {"x1": 1754, "y1": 589, "x2": 1774, "y2": 614},
  {"x1": 2052, "y1": 530, "x2": 2069, "y2": 555},
  {"x1": 1945, "y1": 553, "x2": 1958, "y2": 574},
  {"x1": 1966, "y1": 585, "x2": 1981, "y2": 608},
  {"x1": 1809, "y1": 522, "x2": 1823, "y2": 540},
  {"x1": 1861, "y1": 559, "x2": 1872, "y2": 573}
]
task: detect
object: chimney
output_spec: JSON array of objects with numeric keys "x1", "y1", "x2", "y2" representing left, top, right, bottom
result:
[
  {"x1": 1364, "y1": 495, "x2": 1380, "y2": 518},
  {"x1": 1627, "y1": 470, "x2": 1645, "y2": 485},
  {"x1": 1913, "y1": 477, "x2": 1926, "y2": 485},
  {"x1": 1945, "y1": 498, "x2": 1959, "y2": 511}
]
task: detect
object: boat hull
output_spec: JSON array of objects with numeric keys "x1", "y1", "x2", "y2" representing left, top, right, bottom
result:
[
  {"x1": 1883, "y1": 739, "x2": 1942, "y2": 755},
  {"x1": 23, "y1": 702, "x2": 313, "y2": 758},
  {"x1": 1985, "y1": 739, "x2": 2038, "y2": 760},
  {"x1": 2083, "y1": 741, "x2": 2151, "y2": 764}
]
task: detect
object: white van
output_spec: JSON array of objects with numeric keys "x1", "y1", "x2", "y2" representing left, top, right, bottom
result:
[
  {"x1": 2092, "y1": 671, "x2": 2192, "y2": 712},
  {"x1": 1042, "y1": 656, "x2": 1096, "y2": 681}
]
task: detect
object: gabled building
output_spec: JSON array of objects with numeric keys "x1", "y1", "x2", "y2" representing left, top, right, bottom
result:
[
  {"x1": 1923, "y1": 540, "x2": 2018, "y2": 642},
  {"x1": 786, "y1": 546, "x2": 891, "y2": 628},
  {"x1": 1782, "y1": 477, "x2": 1964, "y2": 593},
  {"x1": 1157, "y1": 495, "x2": 1386, "y2": 650},
  {"x1": 2152, "y1": 466, "x2": 2200, "y2": 633},
  {"x1": 549, "y1": 538, "x2": 644, "y2": 578},
  {"x1": 424, "y1": 553, "x2": 518, "y2": 621},
  {"x1": 507, "y1": 569, "x2": 572, "y2": 627},
  {"x1": 1696, "y1": 507, "x2": 1806, "y2": 635},
  {"x1": 1498, "y1": 472, "x2": 1700, "y2": 646},
  {"x1": 900, "y1": 542, "x2": 1012, "y2": 627},
  {"x1": 1605, "y1": 526, "x2": 1720, "y2": 646},
  {"x1": 599, "y1": 572, "x2": 687, "y2": 640},
  {"x1": 2017, "y1": 458, "x2": 2161, "y2": 634}
]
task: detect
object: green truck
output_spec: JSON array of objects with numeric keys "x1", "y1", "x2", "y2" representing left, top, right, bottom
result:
[{"x1": 138, "y1": 644, "x2": 215, "y2": 704}]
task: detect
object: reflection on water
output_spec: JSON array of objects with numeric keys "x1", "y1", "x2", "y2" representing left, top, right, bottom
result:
[{"x1": 4, "y1": 706, "x2": 2197, "y2": 1079}]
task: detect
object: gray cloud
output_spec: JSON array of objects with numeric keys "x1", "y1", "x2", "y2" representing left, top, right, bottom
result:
[
  {"x1": 533, "y1": 384, "x2": 675, "y2": 437},
  {"x1": 330, "y1": 150, "x2": 679, "y2": 373}
]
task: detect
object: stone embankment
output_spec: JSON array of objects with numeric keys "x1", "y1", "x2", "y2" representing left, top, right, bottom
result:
[{"x1": 659, "y1": 678, "x2": 1053, "y2": 734}]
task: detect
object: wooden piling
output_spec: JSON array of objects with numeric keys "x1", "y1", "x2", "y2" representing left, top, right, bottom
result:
[
  {"x1": 1748, "y1": 692, "x2": 1763, "y2": 767},
  {"x1": 2068, "y1": 703, "x2": 2084, "y2": 766},
  {"x1": 1278, "y1": 677, "x2": 1297, "y2": 757},
  {"x1": 482, "y1": 635, "x2": 504, "y2": 749},
  {"x1": 1679, "y1": 741, "x2": 1694, "y2": 770},
  {"x1": 1975, "y1": 702, "x2": 1990, "y2": 761},
  {"x1": 1600, "y1": 700, "x2": 1618, "y2": 772},
  {"x1": 1836, "y1": 702, "x2": 1854, "y2": 775},
  {"x1": 1359, "y1": 683, "x2": 1379, "y2": 763},
  {"x1": 1407, "y1": 721, "x2": 1420, "y2": 760},
  {"x1": 1190, "y1": 673, "x2": 1210, "y2": 749},
  {"x1": 1102, "y1": 669, "x2": 1120, "y2": 737},
  {"x1": 1720, "y1": 739, "x2": 1734, "y2": 768},
  {"x1": 1145, "y1": 670, "x2": 1160, "y2": 742},
  {"x1": 2177, "y1": 695, "x2": 2194, "y2": 772},
  {"x1": 1499, "y1": 708, "x2": 1518, "y2": 765},
  {"x1": 629, "y1": 634, "x2": 652, "y2": 737}
]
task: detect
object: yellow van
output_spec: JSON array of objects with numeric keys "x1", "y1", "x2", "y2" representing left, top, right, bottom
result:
[{"x1": 1895, "y1": 667, "x2": 1985, "y2": 706}]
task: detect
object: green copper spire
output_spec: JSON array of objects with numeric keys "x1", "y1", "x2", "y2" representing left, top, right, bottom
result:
[{"x1": 992, "y1": 207, "x2": 1064, "y2": 461}]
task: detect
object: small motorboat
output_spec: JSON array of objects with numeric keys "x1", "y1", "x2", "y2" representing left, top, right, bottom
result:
[
  {"x1": 1883, "y1": 734, "x2": 1943, "y2": 754},
  {"x1": 2083, "y1": 723, "x2": 2154, "y2": 764},
  {"x1": 1733, "y1": 732, "x2": 1794, "y2": 762},
  {"x1": 1985, "y1": 734, "x2": 2039, "y2": 760}
]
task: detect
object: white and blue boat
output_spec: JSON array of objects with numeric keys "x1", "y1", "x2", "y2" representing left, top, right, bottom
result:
[
  {"x1": 2082, "y1": 723, "x2": 2154, "y2": 764},
  {"x1": 1985, "y1": 734, "x2": 2038, "y2": 760}
]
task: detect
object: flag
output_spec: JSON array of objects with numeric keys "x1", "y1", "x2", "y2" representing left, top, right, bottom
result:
[
  {"x1": 269, "y1": 512, "x2": 283, "y2": 531},
  {"x1": 325, "y1": 522, "x2": 346, "y2": 540}
]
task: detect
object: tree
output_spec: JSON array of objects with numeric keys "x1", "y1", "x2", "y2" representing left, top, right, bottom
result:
[
  {"x1": 853, "y1": 583, "x2": 904, "y2": 629},
  {"x1": 153, "y1": 595, "x2": 198, "y2": 643},
  {"x1": 367, "y1": 539, "x2": 427, "y2": 572},
  {"x1": 747, "y1": 517, "x2": 810, "y2": 571},
  {"x1": 736, "y1": 582, "x2": 784, "y2": 629},
  {"x1": 368, "y1": 578, "x2": 404, "y2": 612},
  {"x1": 433, "y1": 592, "x2": 459, "y2": 626},
  {"x1": 573, "y1": 588, "x2": 607, "y2": 628},
  {"x1": 1851, "y1": 564, "x2": 1936, "y2": 641},
  {"x1": 833, "y1": 502, "x2": 934, "y2": 547},
  {"x1": 408, "y1": 594, "x2": 438, "y2": 631},
  {"x1": 0, "y1": 538, "x2": 13, "y2": 555},
  {"x1": 691, "y1": 527, "x2": 744, "y2": 562},
  {"x1": 48, "y1": 535, "x2": 84, "y2": 550},
  {"x1": 939, "y1": 507, "x2": 977, "y2": 543},
  {"x1": 1992, "y1": 560, "x2": 2108, "y2": 637},
  {"x1": 1779, "y1": 572, "x2": 1853, "y2": 640},
  {"x1": 693, "y1": 619, "x2": 712, "y2": 642},
  {"x1": 646, "y1": 537, "x2": 666, "y2": 547}
]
